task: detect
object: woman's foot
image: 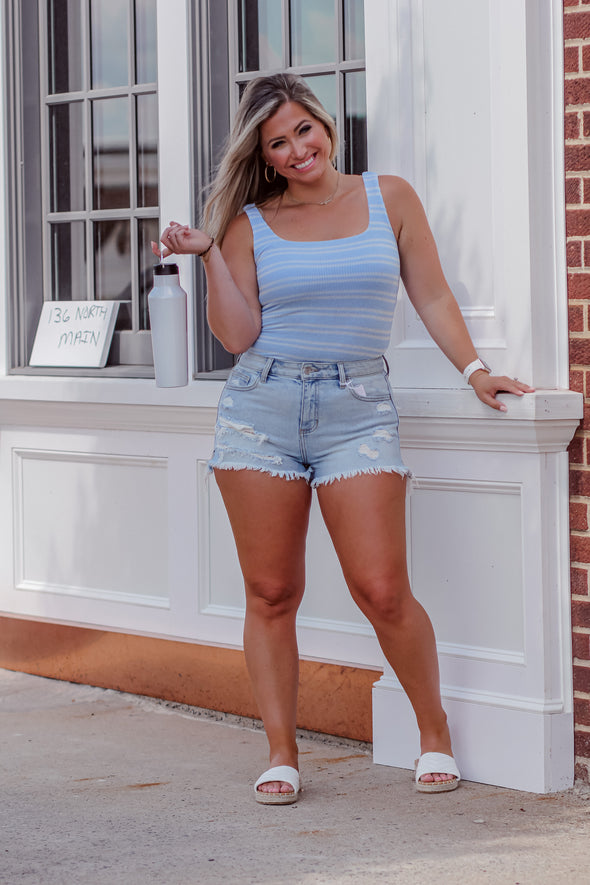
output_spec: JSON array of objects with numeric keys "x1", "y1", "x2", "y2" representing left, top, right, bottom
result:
[
  {"x1": 255, "y1": 752, "x2": 299, "y2": 799},
  {"x1": 417, "y1": 724, "x2": 458, "y2": 787},
  {"x1": 415, "y1": 752, "x2": 461, "y2": 792},
  {"x1": 254, "y1": 765, "x2": 301, "y2": 804}
]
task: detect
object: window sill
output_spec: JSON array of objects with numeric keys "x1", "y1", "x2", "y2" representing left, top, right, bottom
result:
[{"x1": 0, "y1": 371, "x2": 226, "y2": 409}]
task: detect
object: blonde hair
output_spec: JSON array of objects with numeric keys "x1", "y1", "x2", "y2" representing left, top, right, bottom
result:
[{"x1": 202, "y1": 74, "x2": 338, "y2": 245}]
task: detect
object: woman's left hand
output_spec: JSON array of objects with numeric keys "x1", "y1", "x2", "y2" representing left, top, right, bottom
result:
[
  {"x1": 151, "y1": 222, "x2": 212, "y2": 259},
  {"x1": 469, "y1": 371, "x2": 535, "y2": 412}
]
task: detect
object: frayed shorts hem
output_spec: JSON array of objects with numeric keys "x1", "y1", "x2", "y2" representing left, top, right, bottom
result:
[
  {"x1": 209, "y1": 462, "x2": 412, "y2": 488},
  {"x1": 208, "y1": 462, "x2": 310, "y2": 483},
  {"x1": 311, "y1": 465, "x2": 412, "y2": 488}
]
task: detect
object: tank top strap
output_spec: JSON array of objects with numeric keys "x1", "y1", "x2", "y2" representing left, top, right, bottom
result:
[
  {"x1": 361, "y1": 171, "x2": 391, "y2": 230},
  {"x1": 244, "y1": 203, "x2": 273, "y2": 251}
]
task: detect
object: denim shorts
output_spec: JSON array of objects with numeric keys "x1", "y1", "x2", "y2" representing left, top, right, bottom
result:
[{"x1": 208, "y1": 351, "x2": 410, "y2": 487}]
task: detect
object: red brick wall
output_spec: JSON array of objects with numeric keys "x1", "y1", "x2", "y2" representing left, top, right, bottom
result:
[{"x1": 565, "y1": 0, "x2": 590, "y2": 783}]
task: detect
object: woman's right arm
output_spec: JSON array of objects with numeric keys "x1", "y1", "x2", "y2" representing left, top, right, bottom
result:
[{"x1": 155, "y1": 215, "x2": 261, "y2": 355}]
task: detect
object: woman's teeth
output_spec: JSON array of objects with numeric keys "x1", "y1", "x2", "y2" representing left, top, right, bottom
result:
[{"x1": 294, "y1": 156, "x2": 314, "y2": 170}]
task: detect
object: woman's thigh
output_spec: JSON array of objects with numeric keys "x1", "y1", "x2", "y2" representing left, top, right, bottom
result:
[
  {"x1": 316, "y1": 472, "x2": 410, "y2": 600},
  {"x1": 214, "y1": 469, "x2": 312, "y2": 601}
]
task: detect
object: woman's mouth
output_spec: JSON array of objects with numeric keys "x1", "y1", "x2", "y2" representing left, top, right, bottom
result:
[{"x1": 293, "y1": 154, "x2": 316, "y2": 171}]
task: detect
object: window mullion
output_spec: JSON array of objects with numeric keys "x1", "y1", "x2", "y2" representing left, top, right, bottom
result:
[
  {"x1": 227, "y1": 0, "x2": 240, "y2": 116},
  {"x1": 129, "y1": 0, "x2": 139, "y2": 332},
  {"x1": 38, "y1": 0, "x2": 52, "y2": 304},
  {"x1": 282, "y1": 0, "x2": 290, "y2": 68},
  {"x1": 337, "y1": 0, "x2": 345, "y2": 172}
]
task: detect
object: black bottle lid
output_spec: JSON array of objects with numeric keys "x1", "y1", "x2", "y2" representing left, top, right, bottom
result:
[{"x1": 153, "y1": 263, "x2": 179, "y2": 276}]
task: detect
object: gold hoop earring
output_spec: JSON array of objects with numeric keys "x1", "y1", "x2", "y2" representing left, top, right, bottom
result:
[{"x1": 264, "y1": 164, "x2": 276, "y2": 184}]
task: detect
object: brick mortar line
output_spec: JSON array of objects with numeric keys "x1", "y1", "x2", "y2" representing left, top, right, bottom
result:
[
  {"x1": 572, "y1": 594, "x2": 590, "y2": 602},
  {"x1": 574, "y1": 726, "x2": 590, "y2": 736},
  {"x1": 573, "y1": 625, "x2": 590, "y2": 633}
]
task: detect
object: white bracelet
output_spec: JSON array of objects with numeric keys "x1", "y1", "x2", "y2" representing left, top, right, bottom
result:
[{"x1": 463, "y1": 358, "x2": 491, "y2": 384}]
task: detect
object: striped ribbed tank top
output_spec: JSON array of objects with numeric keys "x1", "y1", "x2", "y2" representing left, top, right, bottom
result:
[{"x1": 244, "y1": 171, "x2": 400, "y2": 361}]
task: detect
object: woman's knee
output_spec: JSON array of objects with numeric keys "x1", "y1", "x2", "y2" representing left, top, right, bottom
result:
[
  {"x1": 351, "y1": 573, "x2": 413, "y2": 625},
  {"x1": 245, "y1": 576, "x2": 304, "y2": 616}
]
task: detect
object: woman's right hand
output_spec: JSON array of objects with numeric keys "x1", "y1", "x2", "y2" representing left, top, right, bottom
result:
[{"x1": 151, "y1": 222, "x2": 212, "y2": 260}]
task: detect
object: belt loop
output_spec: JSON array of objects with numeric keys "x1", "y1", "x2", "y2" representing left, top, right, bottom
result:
[
  {"x1": 382, "y1": 355, "x2": 390, "y2": 376},
  {"x1": 337, "y1": 362, "x2": 347, "y2": 388},
  {"x1": 260, "y1": 357, "x2": 274, "y2": 382}
]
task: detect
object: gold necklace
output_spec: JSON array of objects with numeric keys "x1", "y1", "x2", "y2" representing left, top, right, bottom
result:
[{"x1": 285, "y1": 173, "x2": 340, "y2": 206}]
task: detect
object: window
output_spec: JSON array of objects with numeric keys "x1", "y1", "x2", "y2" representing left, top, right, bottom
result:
[
  {"x1": 6, "y1": 0, "x2": 158, "y2": 372},
  {"x1": 192, "y1": 0, "x2": 366, "y2": 374}
]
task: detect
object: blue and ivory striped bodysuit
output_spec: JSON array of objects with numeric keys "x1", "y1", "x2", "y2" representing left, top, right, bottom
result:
[{"x1": 244, "y1": 171, "x2": 400, "y2": 361}]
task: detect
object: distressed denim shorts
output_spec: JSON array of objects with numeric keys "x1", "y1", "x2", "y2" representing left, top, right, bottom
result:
[{"x1": 208, "y1": 351, "x2": 410, "y2": 487}]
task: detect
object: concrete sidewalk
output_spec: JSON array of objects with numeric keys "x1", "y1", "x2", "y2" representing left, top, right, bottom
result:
[{"x1": 1, "y1": 668, "x2": 589, "y2": 885}]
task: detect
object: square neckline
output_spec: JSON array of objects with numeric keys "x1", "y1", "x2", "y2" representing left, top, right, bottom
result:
[{"x1": 249, "y1": 171, "x2": 374, "y2": 245}]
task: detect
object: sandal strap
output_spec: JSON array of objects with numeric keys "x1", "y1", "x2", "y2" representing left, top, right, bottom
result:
[
  {"x1": 254, "y1": 765, "x2": 300, "y2": 793},
  {"x1": 415, "y1": 752, "x2": 460, "y2": 783}
]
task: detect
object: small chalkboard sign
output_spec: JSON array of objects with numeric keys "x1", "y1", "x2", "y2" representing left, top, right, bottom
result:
[{"x1": 29, "y1": 301, "x2": 120, "y2": 368}]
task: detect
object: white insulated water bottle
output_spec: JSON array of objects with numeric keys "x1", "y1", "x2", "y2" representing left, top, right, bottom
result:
[{"x1": 148, "y1": 263, "x2": 188, "y2": 387}]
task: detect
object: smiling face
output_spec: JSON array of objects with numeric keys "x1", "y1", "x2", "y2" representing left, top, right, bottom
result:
[{"x1": 259, "y1": 101, "x2": 334, "y2": 185}]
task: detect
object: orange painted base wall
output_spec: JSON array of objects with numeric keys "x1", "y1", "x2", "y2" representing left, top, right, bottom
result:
[{"x1": 0, "y1": 616, "x2": 378, "y2": 743}]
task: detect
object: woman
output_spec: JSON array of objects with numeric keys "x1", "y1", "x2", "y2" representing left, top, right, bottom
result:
[{"x1": 153, "y1": 74, "x2": 533, "y2": 804}]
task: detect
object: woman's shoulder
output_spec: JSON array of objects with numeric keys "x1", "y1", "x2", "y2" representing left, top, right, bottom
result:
[
  {"x1": 372, "y1": 175, "x2": 425, "y2": 240},
  {"x1": 223, "y1": 209, "x2": 254, "y2": 251},
  {"x1": 376, "y1": 174, "x2": 418, "y2": 203}
]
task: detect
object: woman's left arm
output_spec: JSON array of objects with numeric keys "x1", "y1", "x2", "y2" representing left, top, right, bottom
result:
[{"x1": 380, "y1": 175, "x2": 534, "y2": 412}]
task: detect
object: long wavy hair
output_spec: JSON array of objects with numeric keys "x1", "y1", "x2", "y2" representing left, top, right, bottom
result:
[{"x1": 202, "y1": 74, "x2": 338, "y2": 245}]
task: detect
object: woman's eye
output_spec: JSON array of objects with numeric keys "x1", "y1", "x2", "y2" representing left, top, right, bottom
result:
[
  {"x1": 299, "y1": 125, "x2": 311, "y2": 134},
  {"x1": 270, "y1": 140, "x2": 284, "y2": 149}
]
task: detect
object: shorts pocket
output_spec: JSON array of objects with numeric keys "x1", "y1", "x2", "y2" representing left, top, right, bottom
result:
[
  {"x1": 345, "y1": 372, "x2": 392, "y2": 403},
  {"x1": 225, "y1": 366, "x2": 262, "y2": 390}
]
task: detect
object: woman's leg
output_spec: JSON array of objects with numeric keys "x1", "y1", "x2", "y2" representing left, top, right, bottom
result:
[
  {"x1": 214, "y1": 469, "x2": 312, "y2": 793},
  {"x1": 316, "y1": 472, "x2": 455, "y2": 785}
]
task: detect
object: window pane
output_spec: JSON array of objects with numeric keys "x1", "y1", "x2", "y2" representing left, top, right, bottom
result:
[
  {"x1": 91, "y1": 0, "x2": 130, "y2": 89},
  {"x1": 238, "y1": 0, "x2": 282, "y2": 72},
  {"x1": 135, "y1": 0, "x2": 157, "y2": 84},
  {"x1": 344, "y1": 70, "x2": 367, "y2": 174},
  {"x1": 49, "y1": 102, "x2": 85, "y2": 212},
  {"x1": 138, "y1": 218, "x2": 160, "y2": 330},
  {"x1": 47, "y1": 0, "x2": 83, "y2": 93},
  {"x1": 303, "y1": 74, "x2": 336, "y2": 121},
  {"x1": 92, "y1": 98, "x2": 130, "y2": 210},
  {"x1": 50, "y1": 222, "x2": 87, "y2": 300},
  {"x1": 344, "y1": 0, "x2": 365, "y2": 61},
  {"x1": 94, "y1": 220, "x2": 132, "y2": 328},
  {"x1": 136, "y1": 93, "x2": 158, "y2": 207},
  {"x1": 290, "y1": 0, "x2": 336, "y2": 66}
]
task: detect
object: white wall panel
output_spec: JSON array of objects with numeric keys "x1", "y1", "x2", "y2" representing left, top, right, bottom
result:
[
  {"x1": 13, "y1": 449, "x2": 169, "y2": 606},
  {"x1": 0, "y1": 425, "x2": 207, "y2": 638},
  {"x1": 408, "y1": 478, "x2": 524, "y2": 656}
]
